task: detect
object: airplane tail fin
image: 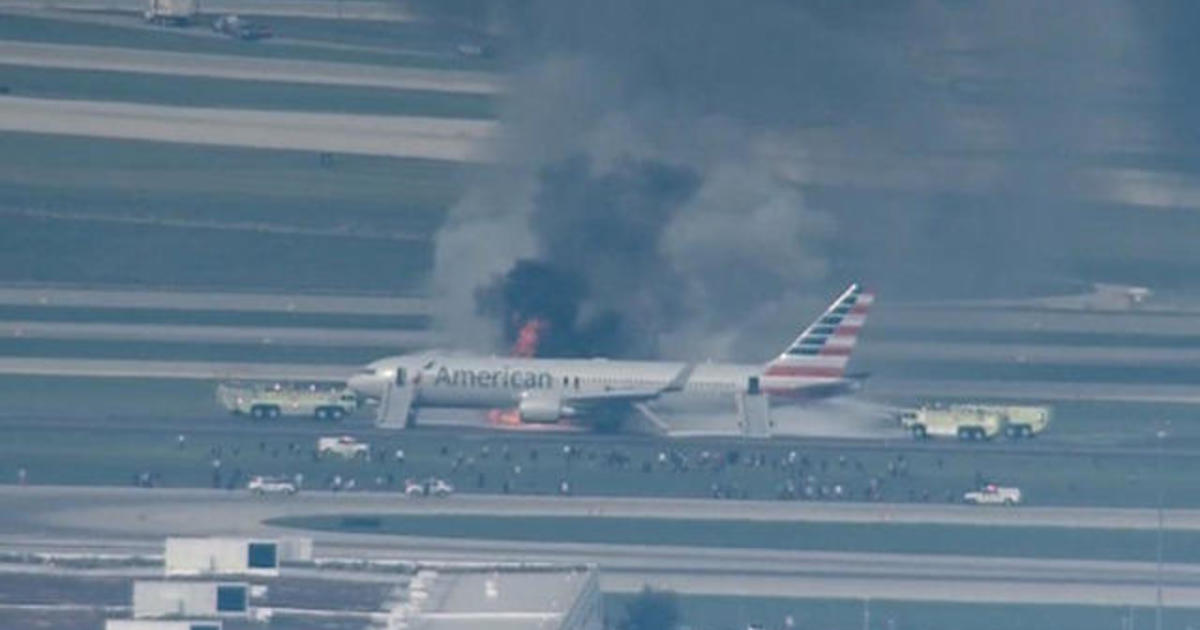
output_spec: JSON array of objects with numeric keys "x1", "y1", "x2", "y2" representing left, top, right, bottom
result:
[{"x1": 764, "y1": 283, "x2": 874, "y2": 379}]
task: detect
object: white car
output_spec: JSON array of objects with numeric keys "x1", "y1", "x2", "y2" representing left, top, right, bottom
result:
[
  {"x1": 964, "y1": 484, "x2": 1021, "y2": 506},
  {"x1": 405, "y1": 477, "x2": 454, "y2": 498},
  {"x1": 212, "y1": 14, "x2": 273, "y2": 40},
  {"x1": 247, "y1": 476, "x2": 297, "y2": 495},
  {"x1": 318, "y1": 436, "x2": 369, "y2": 458}
]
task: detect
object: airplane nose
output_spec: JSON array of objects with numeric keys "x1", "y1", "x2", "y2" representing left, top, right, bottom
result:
[{"x1": 347, "y1": 372, "x2": 383, "y2": 398}]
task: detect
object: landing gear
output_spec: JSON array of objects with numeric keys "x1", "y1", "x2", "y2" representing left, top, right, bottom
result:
[
  {"x1": 1005, "y1": 424, "x2": 1033, "y2": 439},
  {"x1": 957, "y1": 426, "x2": 985, "y2": 441},
  {"x1": 314, "y1": 407, "x2": 346, "y2": 422},
  {"x1": 250, "y1": 405, "x2": 280, "y2": 420}
]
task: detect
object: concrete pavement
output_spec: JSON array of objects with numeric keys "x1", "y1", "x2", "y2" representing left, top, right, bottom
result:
[
  {"x1": 4, "y1": 485, "x2": 1200, "y2": 606},
  {"x1": 11, "y1": 485, "x2": 1200, "y2": 534},
  {"x1": 0, "y1": 96, "x2": 495, "y2": 160}
]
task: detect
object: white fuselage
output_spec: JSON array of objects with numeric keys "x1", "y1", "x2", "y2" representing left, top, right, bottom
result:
[
  {"x1": 346, "y1": 285, "x2": 870, "y2": 428},
  {"x1": 348, "y1": 353, "x2": 845, "y2": 412}
]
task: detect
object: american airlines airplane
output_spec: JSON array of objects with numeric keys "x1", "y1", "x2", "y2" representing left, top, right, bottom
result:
[{"x1": 347, "y1": 284, "x2": 873, "y2": 432}]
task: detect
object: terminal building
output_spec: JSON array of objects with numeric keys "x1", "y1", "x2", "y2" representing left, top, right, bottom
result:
[
  {"x1": 131, "y1": 581, "x2": 249, "y2": 619},
  {"x1": 93, "y1": 536, "x2": 605, "y2": 630},
  {"x1": 106, "y1": 622, "x2": 221, "y2": 630},
  {"x1": 163, "y1": 536, "x2": 312, "y2": 577}
]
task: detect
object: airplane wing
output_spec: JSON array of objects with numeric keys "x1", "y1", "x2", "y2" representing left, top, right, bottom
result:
[
  {"x1": 561, "y1": 363, "x2": 695, "y2": 406},
  {"x1": 525, "y1": 363, "x2": 695, "y2": 431}
]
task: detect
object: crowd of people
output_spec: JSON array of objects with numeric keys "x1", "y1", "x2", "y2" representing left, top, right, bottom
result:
[{"x1": 107, "y1": 432, "x2": 988, "y2": 504}]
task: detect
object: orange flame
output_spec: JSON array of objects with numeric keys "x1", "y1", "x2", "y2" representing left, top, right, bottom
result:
[
  {"x1": 511, "y1": 318, "x2": 547, "y2": 358},
  {"x1": 487, "y1": 318, "x2": 548, "y2": 426},
  {"x1": 487, "y1": 408, "x2": 523, "y2": 425}
]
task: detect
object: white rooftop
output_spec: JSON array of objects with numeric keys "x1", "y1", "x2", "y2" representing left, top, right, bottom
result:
[{"x1": 399, "y1": 568, "x2": 601, "y2": 630}]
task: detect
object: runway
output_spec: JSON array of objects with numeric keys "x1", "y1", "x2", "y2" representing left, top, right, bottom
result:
[
  {"x1": 866, "y1": 379, "x2": 1200, "y2": 405},
  {"x1": 0, "y1": 357, "x2": 352, "y2": 380},
  {"x1": 876, "y1": 304, "x2": 1200, "y2": 336},
  {"x1": 0, "y1": 41, "x2": 502, "y2": 95},
  {"x1": 7, "y1": 287, "x2": 1197, "y2": 338},
  {"x1": 5, "y1": 486, "x2": 1200, "y2": 606},
  {"x1": 774, "y1": 150, "x2": 1200, "y2": 212},
  {"x1": 0, "y1": 0, "x2": 416, "y2": 21},
  {"x1": 0, "y1": 286, "x2": 433, "y2": 315},
  {"x1": 0, "y1": 96, "x2": 495, "y2": 160},
  {"x1": 0, "y1": 320, "x2": 439, "y2": 347},
  {"x1": 861, "y1": 340, "x2": 1200, "y2": 366},
  {"x1": 17, "y1": 486, "x2": 1200, "y2": 532}
]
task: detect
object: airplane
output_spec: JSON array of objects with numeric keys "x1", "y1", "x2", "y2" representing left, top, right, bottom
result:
[{"x1": 347, "y1": 283, "x2": 873, "y2": 433}]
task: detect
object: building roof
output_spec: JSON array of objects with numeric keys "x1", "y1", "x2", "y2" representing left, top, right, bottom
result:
[{"x1": 400, "y1": 568, "x2": 599, "y2": 630}]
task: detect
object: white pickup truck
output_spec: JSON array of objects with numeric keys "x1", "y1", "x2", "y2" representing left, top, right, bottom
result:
[
  {"x1": 963, "y1": 484, "x2": 1022, "y2": 506},
  {"x1": 144, "y1": 0, "x2": 198, "y2": 25},
  {"x1": 247, "y1": 476, "x2": 297, "y2": 495},
  {"x1": 318, "y1": 436, "x2": 369, "y2": 458}
]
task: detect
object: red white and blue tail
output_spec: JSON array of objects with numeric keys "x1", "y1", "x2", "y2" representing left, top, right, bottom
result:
[{"x1": 764, "y1": 284, "x2": 873, "y2": 380}]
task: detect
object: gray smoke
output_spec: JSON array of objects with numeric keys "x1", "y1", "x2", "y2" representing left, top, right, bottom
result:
[
  {"x1": 434, "y1": 1, "x2": 1162, "y2": 360},
  {"x1": 768, "y1": 398, "x2": 904, "y2": 440}
]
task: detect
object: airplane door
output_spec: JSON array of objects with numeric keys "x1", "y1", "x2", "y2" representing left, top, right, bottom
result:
[
  {"x1": 396, "y1": 368, "x2": 406, "y2": 386},
  {"x1": 748, "y1": 376, "x2": 760, "y2": 395}
]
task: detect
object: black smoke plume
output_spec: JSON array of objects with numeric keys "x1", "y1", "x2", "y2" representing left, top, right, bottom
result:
[
  {"x1": 474, "y1": 259, "x2": 631, "y2": 357},
  {"x1": 435, "y1": 1, "x2": 1171, "y2": 361},
  {"x1": 474, "y1": 156, "x2": 699, "y2": 357}
]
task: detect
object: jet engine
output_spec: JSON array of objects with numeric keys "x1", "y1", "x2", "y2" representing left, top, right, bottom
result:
[{"x1": 517, "y1": 394, "x2": 575, "y2": 423}]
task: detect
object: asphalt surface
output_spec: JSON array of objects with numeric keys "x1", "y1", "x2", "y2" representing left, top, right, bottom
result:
[
  {"x1": 0, "y1": 40, "x2": 502, "y2": 94},
  {"x1": 4, "y1": 486, "x2": 1200, "y2": 606},
  {"x1": 863, "y1": 340, "x2": 1200, "y2": 366},
  {"x1": 0, "y1": 357, "x2": 352, "y2": 380},
  {"x1": 16, "y1": 486, "x2": 1200, "y2": 531},
  {"x1": 774, "y1": 150, "x2": 1200, "y2": 212},
  {"x1": 0, "y1": 286, "x2": 432, "y2": 315},
  {"x1": 876, "y1": 305, "x2": 1200, "y2": 336},
  {"x1": 0, "y1": 320, "x2": 438, "y2": 347},
  {"x1": 0, "y1": 0, "x2": 416, "y2": 21},
  {"x1": 0, "y1": 96, "x2": 494, "y2": 160},
  {"x1": 866, "y1": 379, "x2": 1200, "y2": 405}
]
